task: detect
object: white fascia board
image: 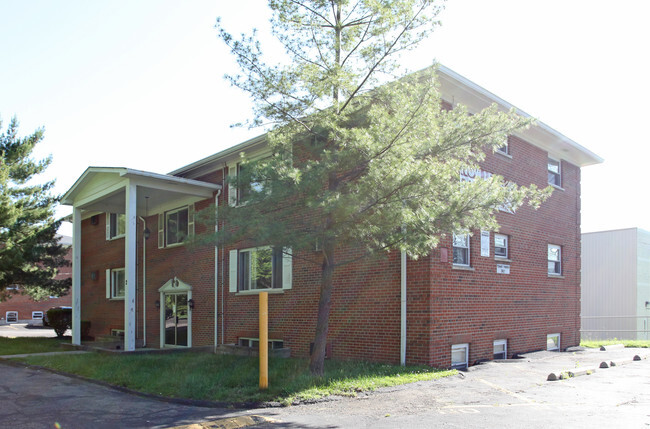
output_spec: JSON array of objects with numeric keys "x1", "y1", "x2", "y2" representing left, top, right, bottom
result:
[
  {"x1": 437, "y1": 65, "x2": 603, "y2": 167},
  {"x1": 62, "y1": 167, "x2": 221, "y2": 207},
  {"x1": 120, "y1": 169, "x2": 220, "y2": 197},
  {"x1": 169, "y1": 134, "x2": 268, "y2": 178}
]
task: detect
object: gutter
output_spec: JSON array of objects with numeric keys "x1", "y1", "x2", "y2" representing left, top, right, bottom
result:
[{"x1": 214, "y1": 189, "x2": 222, "y2": 352}]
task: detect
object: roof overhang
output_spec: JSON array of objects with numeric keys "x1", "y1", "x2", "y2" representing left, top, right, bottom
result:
[
  {"x1": 61, "y1": 167, "x2": 220, "y2": 216},
  {"x1": 437, "y1": 65, "x2": 603, "y2": 167}
]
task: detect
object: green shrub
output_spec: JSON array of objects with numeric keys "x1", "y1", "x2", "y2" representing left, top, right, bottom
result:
[{"x1": 46, "y1": 307, "x2": 72, "y2": 337}]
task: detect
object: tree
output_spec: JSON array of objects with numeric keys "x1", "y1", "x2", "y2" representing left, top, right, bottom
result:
[
  {"x1": 215, "y1": 0, "x2": 550, "y2": 376},
  {"x1": 0, "y1": 117, "x2": 70, "y2": 301}
]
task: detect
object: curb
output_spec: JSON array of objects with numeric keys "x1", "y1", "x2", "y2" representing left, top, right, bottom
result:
[
  {"x1": 599, "y1": 344, "x2": 625, "y2": 351},
  {"x1": 547, "y1": 353, "x2": 648, "y2": 381},
  {"x1": 170, "y1": 415, "x2": 276, "y2": 429}
]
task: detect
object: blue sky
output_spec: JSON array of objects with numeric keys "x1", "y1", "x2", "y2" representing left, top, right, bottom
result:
[{"x1": 1, "y1": 0, "x2": 649, "y2": 234}]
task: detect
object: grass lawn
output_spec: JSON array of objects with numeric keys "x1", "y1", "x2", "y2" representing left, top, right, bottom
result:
[
  {"x1": 0, "y1": 337, "x2": 68, "y2": 355},
  {"x1": 16, "y1": 352, "x2": 455, "y2": 405},
  {"x1": 581, "y1": 339, "x2": 650, "y2": 349}
]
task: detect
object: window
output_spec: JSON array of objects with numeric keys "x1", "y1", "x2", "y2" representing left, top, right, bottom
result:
[
  {"x1": 106, "y1": 268, "x2": 125, "y2": 299},
  {"x1": 452, "y1": 233, "x2": 470, "y2": 266},
  {"x1": 493, "y1": 339, "x2": 507, "y2": 359},
  {"x1": 548, "y1": 244, "x2": 561, "y2": 275},
  {"x1": 106, "y1": 213, "x2": 125, "y2": 239},
  {"x1": 547, "y1": 158, "x2": 561, "y2": 187},
  {"x1": 32, "y1": 311, "x2": 44, "y2": 320},
  {"x1": 497, "y1": 140, "x2": 509, "y2": 155},
  {"x1": 547, "y1": 333, "x2": 560, "y2": 351},
  {"x1": 451, "y1": 343, "x2": 469, "y2": 370},
  {"x1": 6, "y1": 284, "x2": 19, "y2": 291},
  {"x1": 236, "y1": 162, "x2": 265, "y2": 205},
  {"x1": 158, "y1": 205, "x2": 194, "y2": 248},
  {"x1": 6, "y1": 311, "x2": 18, "y2": 322},
  {"x1": 239, "y1": 337, "x2": 284, "y2": 349},
  {"x1": 229, "y1": 246, "x2": 292, "y2": 292},
  {"x1": 494, "y1": 234, "x2": 508, "y2": 259},
  {"x1": 239, "y1": 247, "x2": 282, "y2": 291}
]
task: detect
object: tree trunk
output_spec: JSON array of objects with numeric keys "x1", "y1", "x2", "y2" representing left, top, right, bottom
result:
[
  {"x1": 309, "y1": 236, "x2": 335, "y2": 376},
  {"x1": 310, "y1": 171, "x2": 339, "y2": 376}
]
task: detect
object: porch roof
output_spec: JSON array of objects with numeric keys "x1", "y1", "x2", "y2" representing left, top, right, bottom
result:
[{"x1": 61, "y1": 167, "x2": 220, "y2": 215}]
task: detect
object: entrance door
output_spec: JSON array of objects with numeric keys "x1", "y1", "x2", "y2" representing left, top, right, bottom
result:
[{"x1": 164, "y1": 293, "x2": 188, "y2": 346}]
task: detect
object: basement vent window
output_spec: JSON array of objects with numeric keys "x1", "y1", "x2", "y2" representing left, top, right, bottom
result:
[
  {"x1": 239, "y1": 337, "x2": 284, "y2": 349},
  {"x1": 32, "y1": 311, "x2": 44, "y2": 320},
  {"x1": 547, "y1": 333, "x2": 560, "y2": 351},
  {"x1": 111, "y1": 329, "x2": 125, "y2": 338},
  {"x1": 6, "y1": 311, "x2": 18, "y2": 322},
  {"x1": 451, "y1": 343, "x2": 469, "y2": 370},
  {"x1": 493, "y1": 339, "x2": 507, "y2": 359}
]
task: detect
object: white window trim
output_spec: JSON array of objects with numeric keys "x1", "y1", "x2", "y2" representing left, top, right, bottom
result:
[
  {"x1": 452, "y1": 233, "x2": 471, "y2": 267},
  {"x1": 451, "y1": 343, "x2": 469, "y2": 370},
  {"x1": 229, "y1": 246, "x2": 292, "y2": 293},
  {"x1": 547, "y1": 333, "x2": 561, "y2": 351},
  {"x1": 548, "y1": 244, "x2": 562, "y2": 276},
  {"x1": 32, "y1": 311, "x2": 44, "y2": 320},
  {"x1": 6, "y1": 311, "x2": 18, "y2": 322},
  {"x1": 158, "y1": 205, "x2": 194, "y2": 249},
  {"x1": 494, "y1": 234, "x2": 508, "y2": 259},
  {"x1": 106, "y1": 213, "x2": 126, "y2": 241},
  {"x1": 493, "y1": 339, "x2": 507, "y2": 360},
  {"x1": 106, "y1": 268, "x2": 125, "y2": 300},
  {"x1": 547, "y1": 157, "x2": 562, "y2": 188},
  {"x1": 239, "y1": 337, "x2": 285, "y2": 349}
]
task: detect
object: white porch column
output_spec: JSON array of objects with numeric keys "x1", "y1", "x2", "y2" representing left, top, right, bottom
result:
[
  {"x1": 71, "y1": 207, "x2": 82, "y2": 345},
  {"x1": 124, "y1": 182, "x2": 137, "y2": 351}
]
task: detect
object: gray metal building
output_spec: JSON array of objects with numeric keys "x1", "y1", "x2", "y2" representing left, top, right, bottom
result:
[{"x1": 581, "y1": 228, "x2": 650, "y2": 340}]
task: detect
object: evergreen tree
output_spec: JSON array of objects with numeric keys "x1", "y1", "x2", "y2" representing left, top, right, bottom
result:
[
  {"x1": 215, "y1": 0, "x2": 551, "y2": 375},
  {"x1": 0, "y1": 117, "x2": 70, "y2": 301}
]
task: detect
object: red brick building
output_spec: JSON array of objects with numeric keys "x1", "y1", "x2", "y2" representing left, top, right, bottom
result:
[
  {"x1": 61, "y1": 66, "x2": 602, "y2": 368},
  {"x1": 0, "y1": 239, "x2": 72, "y2": 324}
]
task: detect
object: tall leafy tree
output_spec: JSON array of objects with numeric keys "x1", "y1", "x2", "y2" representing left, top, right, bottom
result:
[
  {"x1": 0, "y1": 117, "x2": 70, "y2": 301},
  {"x1": 215, "y1": 0, "x2": 550, "y2": 375}
]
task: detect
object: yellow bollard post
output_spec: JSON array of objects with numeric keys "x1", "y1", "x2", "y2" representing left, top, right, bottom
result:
[{"x1": 259, "y1": 291, "x2": 268, "y2": 390}]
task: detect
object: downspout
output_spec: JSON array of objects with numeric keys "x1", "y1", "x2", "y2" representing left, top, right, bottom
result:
[
  {"x1": 401, "y1": 250, "x2": 407, "y2": 366},
  {"x1": 139, "y1": 216, "x2": 147, "y2": 348},
  {"x1": 213, "y1": 189, "x2": 222, "y2": 352},
  {"x1": 221, "y1": 163, "x2": 226, "y2": 344}
]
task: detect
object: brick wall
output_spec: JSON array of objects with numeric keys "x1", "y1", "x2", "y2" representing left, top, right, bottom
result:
[
  {"x1": 77, "y1": 134, "x2": 582, "y2": 369},
  {"x1": 0, "y1": 247, "x2": 72, "y2": 323}
]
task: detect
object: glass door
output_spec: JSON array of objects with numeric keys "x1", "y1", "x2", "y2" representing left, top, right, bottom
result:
[{"x1": 164, "y1": 293, "x2": 188, "y2": 346}]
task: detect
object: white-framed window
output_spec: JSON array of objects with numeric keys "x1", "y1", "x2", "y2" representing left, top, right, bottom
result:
[
  {"x1": 548, "y1": 244, "x2": 561, "y2": 275},
  {"x1": 547, "y1": 157, "x2": 561, "y2": 187},
  {"x1": 451, "y1": 343, "x2": 469, "y2": 370},
  {"x1": 229, "y1": 246, "x2": 292, "y2": 292},
  {"x1": 493, "y1": 339, "x2": 507, "y2": 359},
  {"x1": 157, "y1": 205, "x2": 195, "y2": 248},
  {"x1": 106, "y1": 213, "x2": 126, "y2": 240},
  {"x1": 236, "y1": 161, "x2": 265, "y2": 205},
  {"x1": 6, "y1": 311, "x2": 18, "y2": 322},
  {"x1": 494, "y1": 234, "x2": 508, "y2": 259},
  {"x1": 547, "y1": 333, "x2": 561, "y2": 351},
  {"x1": 497, "y1": 139, "x2": 509, "y2": 155},
  {"x1": 239, "y1": 337, "x2": 284, "y2": 349},
  {"x1": 32, "y1": 311, "x2": 44, "y2": 320},
  {"x1": 452, "y1": 233, "x2": 470, "y2": 266},
  {"x1": 106, "y1": 268, "x2": 125, "y2": 299},
  {"x1": 6, "y1": 284, "x2": 19, "y2": 291}
]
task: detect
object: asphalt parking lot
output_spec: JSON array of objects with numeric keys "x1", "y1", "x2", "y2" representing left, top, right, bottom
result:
[
  {"x1": 0, "y1": 331, "x2": 648, "y2": 428},
  {"x1": 0, "y1": 322, "x2": 70, "y2": 338}
]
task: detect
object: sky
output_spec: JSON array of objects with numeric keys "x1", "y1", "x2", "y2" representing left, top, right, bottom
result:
[{"x1": 1, "y1": 0, "x2": 649, "y2": 236}]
